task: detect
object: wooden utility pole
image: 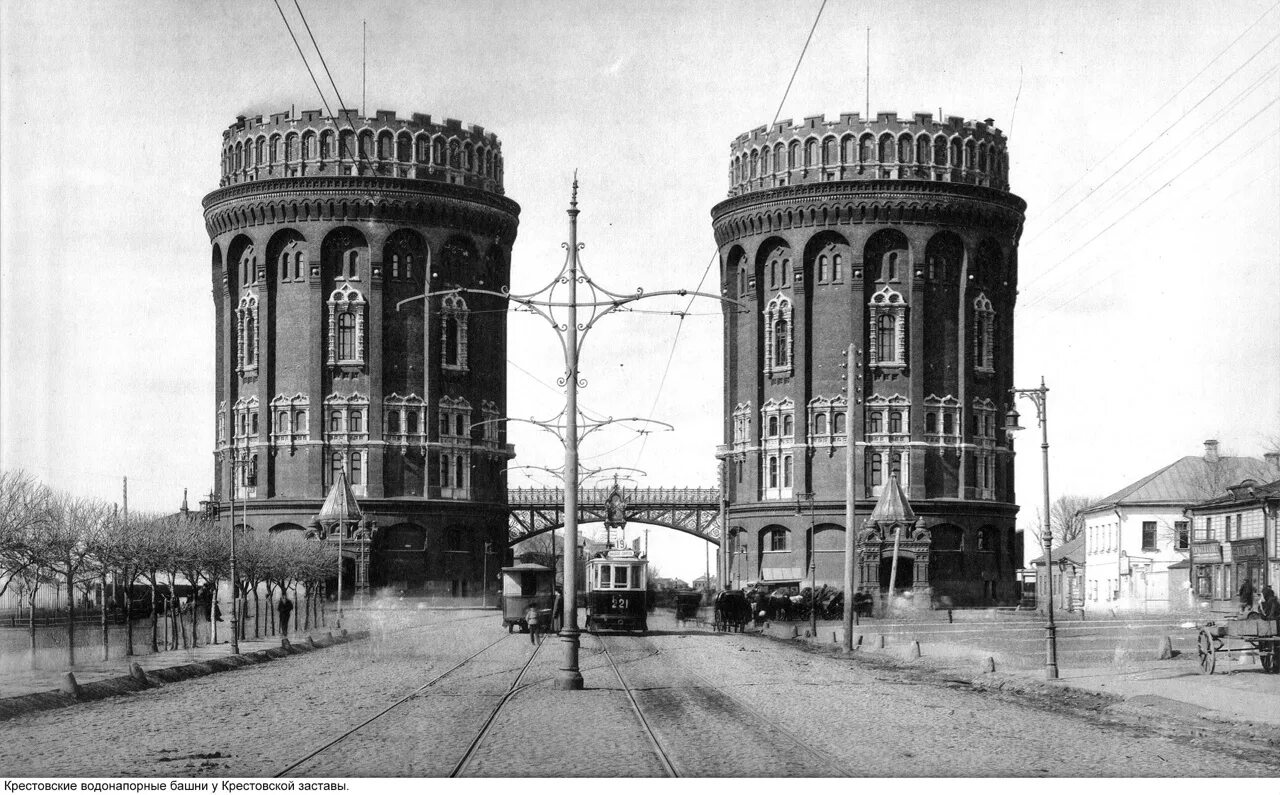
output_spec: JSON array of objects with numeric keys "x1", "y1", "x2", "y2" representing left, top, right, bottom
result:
[{"x1": 843, "y1": 345, "x2": 862, "y2": 651}]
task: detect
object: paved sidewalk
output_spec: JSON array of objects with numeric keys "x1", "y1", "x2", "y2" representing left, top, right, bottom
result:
[
  {"x1": 760, "y1": 619, "x2": 1280, "y2": 727},
  {"x1": 0, "y1": 626, "x2": 344, "y2": 699}
]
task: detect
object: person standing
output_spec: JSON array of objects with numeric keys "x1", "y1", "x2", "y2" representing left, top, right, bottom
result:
[
  {"x1": 1239, "y1": 578, "x2": 1255, "y2": 615},
  {"x1": 277, "y1": 593, "x2": 295, "y2": 638}
]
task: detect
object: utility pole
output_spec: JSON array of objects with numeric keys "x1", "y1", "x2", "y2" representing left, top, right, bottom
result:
[{"x1": 843, "y1": 345, "x2": 862, "y2": 651}]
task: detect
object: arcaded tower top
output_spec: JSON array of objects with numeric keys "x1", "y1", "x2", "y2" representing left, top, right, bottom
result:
[
  {"x1": 726, "y1": 111, "x2": 1009, "y2": 197},
  {"x1": 218, "y1": 108, "x2": 506, "y2": 195}
]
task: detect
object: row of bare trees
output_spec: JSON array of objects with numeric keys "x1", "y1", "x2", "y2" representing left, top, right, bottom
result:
[{"x1": 0, "y1": 470, "x2": 337, "y2": 666}]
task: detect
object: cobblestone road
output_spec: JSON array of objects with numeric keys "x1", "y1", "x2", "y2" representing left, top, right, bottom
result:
[{"x1": 2, "y1": 608, "x2": 1278, "y2": 778}]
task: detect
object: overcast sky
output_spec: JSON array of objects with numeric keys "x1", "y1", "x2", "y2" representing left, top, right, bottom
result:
[{"x1": 2, "y1": 0, "x2": 1277, "y2": 582}]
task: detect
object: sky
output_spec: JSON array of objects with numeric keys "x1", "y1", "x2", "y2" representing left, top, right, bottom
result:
[{"x1": 2, "y1": 0, "x2": 1278, "y2": 583}]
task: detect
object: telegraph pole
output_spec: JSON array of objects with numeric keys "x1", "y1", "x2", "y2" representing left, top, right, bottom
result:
[{"x1": 843, "y1": 345, "x2": 862, "y2": 651}]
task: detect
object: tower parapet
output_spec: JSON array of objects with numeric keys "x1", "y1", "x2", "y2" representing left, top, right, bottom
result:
[
  {"x1": 219, "y1": 108, "x2": 506, "y2": 195},
  {"x1": 727, "y1": 111, "x2": 1009, "y2": 197}
]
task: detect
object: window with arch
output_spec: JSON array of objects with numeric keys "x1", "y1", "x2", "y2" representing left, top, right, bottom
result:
[
  {"x1": 764, "y1": 294, "x2": 793, "y2": 377},
  {"x1": 805, "y1": 138, "x2": 818, "y2": 168},
  {"x1": 823, "y1": 137, "x2": 836, "y2": 166},
  {"x1": 832, "y1": 253, "x2": 843, "y2": 281},
  {"x1": 731, "y1": 402, "x2": 752, "y2": 453},
  {"x1": 768, "y1": 527, "x2": 789, "y2": 552},
  {"x1": 916, "y1": 136, "x2": 930, "y2": 166},
  {"x1": 973, "y1": 293, "x2": 996, "y2": 372},
  {"x1": 880, "y1": 250, "x2": 902, "y2": 282},
  {"x1": 898, "y1": 135, "x2": 912, "y2": 163},
  {"x1": 834, "y1": 412, "x2": 846, "y2": 434},
  {"x1": 782, "y1": 415, "x2": 794, "y2": 437},
  {"x1": 359, "y1": 131, "x2": 373, "y2": 160},
  {"x1": 817, "y1": 255, "x2": 828, "y2": 283},
  {"x1": 768, "y1": 456, "x2": 779, "y2": 488},
  {"x1": 320, "y1": 130, "x2": 333, "y2": 160},
  {"x1": 269, "y1": 393, "x2": 309, "y2": 445},
  {"x1": 397, "y1": 134, "x2": 412, "y2": 162},
  {"x1": 868, "y1": 286, "x2": 907, "y2": 368},
  {"x1": 415, "y1": 135, "x2": 430, "y2": 163},
  {"x1": 925, "y1": 394, "x2": 961, "y2": 442},
  {"x1": 236, "y1": 294, "x2": 259, "y2": 374},
  {"x1": 814, "y1": 413, "x2": 828, "y2": 435},
  {"x1": 782, "y1": 455, "x2": 793, "y2": 488},
  {"x1": 768, "y1": 415, "x2": 778, "y2": 437},
  {"x1": 773, "y1": 142, "x2": 785, "y2": 174},
  {"x1": 441, "y1": 292, "x2": 470, "y2": 371},
  {"x1": 878, "y1": 135, "x2": 894, "y2": 163},
  {"x1": 327, "y1": 287, "x2": 367, "y2": 367},
  {"x1": 934, "y1": 136, "x2": 948, "y2": 166},
  {"x1": 269, "y1": 135, "x2": 280, "y2": 164},
  {"x1": 788, "y1": 140, "x2": 800, "y2": 170},
  {"x1": 859, "y1": 135, "x2": 873, "y2": 164},
  {"x1": 346, "y1": 250, "x2": 359, "y2": 280},
  {"x1": 284, "y1": 134, "x2": 296, "y2": 162}
]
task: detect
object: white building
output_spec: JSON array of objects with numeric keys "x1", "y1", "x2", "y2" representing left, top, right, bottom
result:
[{"x1": 1081, "y1": 440, "x2": 1278, "y2": 613}]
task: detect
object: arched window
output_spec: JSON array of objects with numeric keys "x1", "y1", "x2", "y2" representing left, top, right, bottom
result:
[
  {"x1": 247, "y1": 455, "x2": 258, "y2": 487},
  {"x1": 917, "y1": 136, "x2": 930, "y2": 166},
  {"x1": 774, "y1": 142, "x2": 785, "y2": 173},
  {"x1": 870, "y1": 453, "x2": 883, "y2": 487},
  {"x1": 878, "y1": 135, "x2": 893, "y2": 163},
  {"x1": 934, "y1": 136, "x2": 948, "y2": 166},
  {"x1": 391, "y1": 254, "x2": 400, "y2": 279},
  {"x1": 351, "y1": 452, "x2": 363, "y2": 485},
  {"x1": 805, "y1": 138, "x2": 818, "y2": 168},
  {"x1": 255, "y1": 138, "x2": 265, "y2": 166},
  {"x1": 346, "y1": 251, "x2": 359, "y2": 279},
  {"x1": 455, "y1": 414, "x2": 466, "y2": 437},
  {"x1": 294, "y1": 409, "x2": 306, "y2": 432},
  {"x1": 455, "y1": 456, "x2": 465, "y2": 488},
  {"x1": 926, "y1": 412, "x2": 938, "y2": 433},
  {"x1": 817, "y1": 255, "x2": 828, "y2": 282},
  {"x1": 788, "y1": 141, "x2": 800, "y2": 169},
  {"x1": 359, "y1": 131, "x2": 373, "y2": 160},
  {"x1": 301, "y1": 131, "x2": 313, "y2": 161},
  {"x1": 859, "y1": 135, "x2": 873, "y2": 164},
  {"x1": 441, "y1": 293, "x2": 470, "y2": 370},
  {"x1": 416, "y1": 135, "x2": 429, "y2": 163},
  {"x1": 406, "y1": 411, "x2": 418, "y2": 434},
  {"x1": 320, "y1": 131, "x2": 333, "y2": 160},
  {"x1": 889, "y1": 411, "x2": 903, "y2": 434},
  {"x1": 349, "y1": 409, "x2": 363, "y2": 433},
  {"x1": 284, "y1": 133, "x2": 296, "y2": 162},
  {"x1": 973, "y1": 293, "x2": 996, "y2": 371},
  {"x1": 950, "y1": 138, "x2": 962, "y2": 168},
  {"x1": 898, "y1": 135, "x2": 912, "y2": 163},
  {"x1": 943, "y1": 412, "x2": 955, "y2": 434},
  {"x1": 883, "y1": 251, "x2": 898, "y2": 281},
  {"x1": 782, "y1": 456, "x2": 793, "y2": 487},
  {"x1": 397, "y1": 134, "x2": 412, "y2": 162},
  {"x1": 280, "y1": 252, "x2": 290, "y2": 282},
  {"x1": 773, "y1": 316, "x2": 789, "y2": 366},
  {"x1": 337, "y1": 311, "x2": 357, "y2": 360},
  {"x1": 269, "y1": 135, "x2": 280, "y2": 163},
  {"x1": 768, "y1": 415, "x2": 779, "y2": 437},
  {"x1": 387, "y1": 410, "x2": 400, "y2": 434},
  {"x1": 294, "y1": 251, "x2": 303, "y2": 280},
  {"x1": 277, "y1": 410, "x2": 288, "y2": 432},
  {"x1": 329, "y1": 410, "x2": 342, "y2": 432},
  {"x1": 877, "y1": 314, "x2": 895, "y2": 363},
  {"x1": 783, "y1": 415, "x2": 793, "y2": 437},
  {"x1": 834, "y1": 412, "x2": 846, "y2": 434},
  {"x1": 769, "y1": 527, "x2": 788, "y2": 552},
  {"x1": 815, "y1": 413, "x2": 827, "y2": 435},
  {"x1": 823, "y1": 136, "x2": 836, "y2": 165},
  {"x1": 832, "y1": 254, "x2": 843, "y2": 281},
  {"x1": 339, "y1": 130, "x2": 355, "y2": 161},
  {"x1": 890, "y1": 452, "x2": 903, "y2": 481},
  {"x1": 869, "y1": 411, "x2": 883, "y2": 434},
  {"x1": 330, "y1": 452, "x2": 345, "y2": 485},
  {"x1": 405, "y1": 254, "x2": 414, "y2": 279},
  {"x1": 842, "y1": 135, "x2": 856, "y2": 164},
  {"x1": 768, "y1": 456, "x2": 779, "y2": 488}
]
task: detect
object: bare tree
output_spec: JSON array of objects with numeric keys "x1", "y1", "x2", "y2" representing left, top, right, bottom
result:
[
  {"x1": 32, "y1": 493, "x2": 112, "y2": 665},
  {"x1": 0, "y1": 470, "x2": 50, "y2": 599},
  {"x1": 1035, "y1": 494, "x2": 1097, "y2": 549}
]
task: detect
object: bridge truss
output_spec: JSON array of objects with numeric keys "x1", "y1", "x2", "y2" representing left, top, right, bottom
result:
[{"x1": 507, "y1": 486, "x2": 722, "y2": 545}]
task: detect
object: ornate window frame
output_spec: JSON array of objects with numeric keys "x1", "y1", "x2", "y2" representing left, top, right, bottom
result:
[
  {"x1": 441, "y1": 292, "x2": 470, "y2": 372},
  {"x1": 763, "y1": 293, "x2": 793, "y2": 378},
  {"x1": 326, "y1": 284, "x2": 367, "y2": 368},
  {"x1": 807, "y1": 395, "x2": 848, "y2": 452},
  {"x1": 731, "y1": 402, "x2": 752, "y2": 455},
  {"x1": 865, "y1": 393, "x2": 910, "y2": 446},
  {"x1": 924, "y1": 394, "x2": 962, "y2": 445},
  {"x1": 384, "y1": 392, "x2": 426, "y2": 452},
  {"x1": 269, "y1": 393, "x2": 309, "y2": 449},
  {"x1": 480, "y1": 400, "x2": 502, "y2": 449},
  {"x1": 760, "y1": 398, "x2": 795, "y2": 501},
  {"x1": 236, "y1": 292, "x2": 259, "y2": 377},
  {"x1": 865, "y1": 446, "x2": 908, "y2": 497},
  {"x1": 869, "y1": 286, "x2": 907, "y2": 368},
  {"x1": 322, "y1": 392, "x2": 370, "y2": 449},
  {"x1": 973, "y1": 293, "x2": 995, "y2": 373}
]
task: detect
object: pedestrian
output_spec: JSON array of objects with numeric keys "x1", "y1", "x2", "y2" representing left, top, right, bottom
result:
[
  {"x1": 278, "y1": 593, "x2": 294, "y2": 637},
  {"x1": 1239, "y1": 578, "x2": 1255, "y2": 614},
  {"x1": 1259, "y1": 585, "x2": 1280, "y2": 620},
  {"x1": 524, "y1": 604, "x2": 541, "y2": 645}
]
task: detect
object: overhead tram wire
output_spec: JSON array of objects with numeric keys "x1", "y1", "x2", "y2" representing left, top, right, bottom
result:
[
  {"x1": 1025, "y1": 27, "x2": 1280, "y2": 248},
  {"x1": 630, "y1": 0, "x2": 828, "y2": 473},
  {"x1": 1024, "y1": 0, "x2": 1280, "y2": 241},
  {"x1": 1019, "y1": 61, "x2": 1280, "y2": 295},
  {"x1": 291, "y1": 0, "x2": 370, "y2": 167},
  {"x1": 1022, "y1": 111, "x2": 1280, "y2": 315}
]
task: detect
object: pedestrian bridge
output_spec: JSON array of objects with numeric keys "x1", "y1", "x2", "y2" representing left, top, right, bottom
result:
[{"x1": 507, "y1": 486, "x2": 722, "y2": 544}]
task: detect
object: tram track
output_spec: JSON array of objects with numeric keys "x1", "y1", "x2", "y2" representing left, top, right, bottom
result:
[
  {"x1": 595, "y1": 632, "x2": 853, "y2": 777},
  {"x1": 275, "y1": 630, "x2": 528, "y2": 777}
]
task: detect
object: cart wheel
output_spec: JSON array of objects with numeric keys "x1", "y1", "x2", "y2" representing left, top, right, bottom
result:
[
  {"x1": 1197, "y1": 630, "x2": 1217, "y2": 675},
  {"x1": 1262, "y1": 643, "x2": 1279, "y2": 674}
]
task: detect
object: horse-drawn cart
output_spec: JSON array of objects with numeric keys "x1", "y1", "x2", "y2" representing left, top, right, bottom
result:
[
  {"x1": 1196, "y1": 617, "x2": 1280, "y2": 674},
  {"x1": 674, "y1": 591, "x2": 702, "y2": 625}
]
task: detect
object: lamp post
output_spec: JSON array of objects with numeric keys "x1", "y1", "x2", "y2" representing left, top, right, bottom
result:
[
  {"x1": 218, "y1": 449, "x2": 246, "y2": 655},
  {"x1": 482, "y1": 541, "x2": 493, "y2": 608},
  {"x1": 1006, "y1": 375, "x2": 1059, "y2": 680},
  {"x1": 796, "y1": 491, "x2": 817, "y2": 638}
]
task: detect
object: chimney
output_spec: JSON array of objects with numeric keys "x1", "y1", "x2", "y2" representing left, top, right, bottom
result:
[
  {"x1": 180, "y1": 488, "x2": 189, "y2": 517},
  {"x1": 1203, "y1": 439, "x2": 1220, "y2": 463},
  {"x1": 1265, "y1": 451, "x2": 1280, "y2": 472}
]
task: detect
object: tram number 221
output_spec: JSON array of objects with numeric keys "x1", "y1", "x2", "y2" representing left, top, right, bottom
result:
[{"x1": 610, "y1": 596, "x2": 630, "y2": 610}]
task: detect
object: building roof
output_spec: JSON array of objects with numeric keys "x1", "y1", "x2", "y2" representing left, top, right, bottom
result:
[
  {"x1": 316, "y1": 472, "x2": 362, "y2": 522},
  {"x1": 1028, "y1": 534, "x2": 1085, "y2": 566},
  {"x1": 869, "y1": 474, "x2": 916, "y2": 525},
  {"x1": 1191, "y1": 478, "x2": 1280, "y2": 510},
  {"x1": 1086, "y1": 454, "x2": 1276, "y2": 511}
]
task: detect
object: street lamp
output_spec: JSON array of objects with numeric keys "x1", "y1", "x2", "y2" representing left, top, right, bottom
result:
[
  {"x1": 795, "y1": 491, "x2": 817, "y2": 639},
  {"x1": 1006, "y1": 375, "x2": 1059, "y2": 680},
  {"x1": 482, "y1": 541, "x2": 493, "y2": 609}
]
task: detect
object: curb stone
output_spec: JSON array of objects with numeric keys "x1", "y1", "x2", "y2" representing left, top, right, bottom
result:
[{"x1": 0, "y1": 630, "x2": 369, "y2": 723}]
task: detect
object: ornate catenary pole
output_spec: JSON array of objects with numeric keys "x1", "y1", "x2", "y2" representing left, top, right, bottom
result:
[{"x1": 842, "y1": 344, "x2": 861, "y2": 650}]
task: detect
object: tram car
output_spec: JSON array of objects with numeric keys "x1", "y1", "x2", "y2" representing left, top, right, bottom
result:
[
  {"x1": 500, "y1": 563, "x2": 561, "y2": 633},
  {"x1": 584, "y1": 548, "x2": 649, "y2": 632}
]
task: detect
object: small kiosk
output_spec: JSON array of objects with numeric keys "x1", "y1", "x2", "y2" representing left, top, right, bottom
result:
[{"x1": 500, "y1": 562, "x2": 561, "y2": 633}]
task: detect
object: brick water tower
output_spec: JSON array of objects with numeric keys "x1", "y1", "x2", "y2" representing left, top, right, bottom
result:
[
  {"x1": 712, "y1": 111, "x2": 1026, "y2": 606},
  {"x1": 202, "y1": 108, "x2": 519, "y2": 598}
]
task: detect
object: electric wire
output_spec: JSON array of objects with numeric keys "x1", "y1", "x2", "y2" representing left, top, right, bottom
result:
[
  {"x1": 1024, "y1": 115, "x2": 1280, "y2": 315},
  {"x1": 1026, "y1": 0, "x2": 1280, "y2": 232},
  {"x1": 1025, "y1": 26, "x2": 1280, "y2": 248},
  {"x1": 1020, "y1": 62, "x2": 1280, "y2": 295},
  {"x1": 289, "y1": 0, "x2": 373, "y2": 167},
  {"x1": 630, "y1": 0, "x2": 828, "y2": 473}
]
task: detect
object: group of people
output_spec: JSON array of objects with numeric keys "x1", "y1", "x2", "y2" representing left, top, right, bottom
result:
[{"x1": 1238, "y1": 579, "x2": 1280, "y2": 619}]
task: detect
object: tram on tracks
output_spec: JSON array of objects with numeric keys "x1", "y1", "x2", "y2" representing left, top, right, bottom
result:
[
  {"x1": 500, "y1": 562, "x2": 562, "y2": 634},
  {"x1": 584, "y1": 548, "x2": 649, "y2": 633}
]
